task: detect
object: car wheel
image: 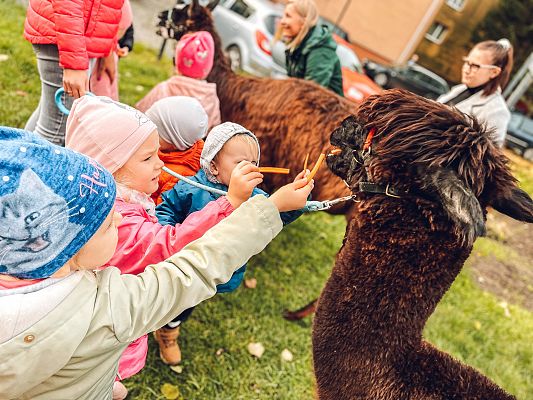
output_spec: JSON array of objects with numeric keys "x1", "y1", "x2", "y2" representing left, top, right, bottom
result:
[
  {"x1": 226, "y1": 46, "x2": 242, "y2": 72},
  {"x1": 374, "y1": 72, "x2": 389, "y2": 87},
  {"x1": 523, "y1": 148, "x2": 533, "y2": 162}
]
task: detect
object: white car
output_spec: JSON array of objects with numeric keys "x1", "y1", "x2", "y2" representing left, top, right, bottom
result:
[{"x1": 212, "y1": 0, "x2": 287, "y2": 77}]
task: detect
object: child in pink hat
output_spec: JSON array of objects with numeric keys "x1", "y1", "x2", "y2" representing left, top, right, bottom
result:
[
  {"x1": 136, "y1": 31, "x2": 221, "y2": 131},
  {"x1": 65, "y1": 95, "x2": 238, "y2": 399}
]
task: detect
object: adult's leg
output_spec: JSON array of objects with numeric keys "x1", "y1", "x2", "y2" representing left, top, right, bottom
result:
[{"x1": 30, "y1": 44, "x2": 74, "y2": 146}]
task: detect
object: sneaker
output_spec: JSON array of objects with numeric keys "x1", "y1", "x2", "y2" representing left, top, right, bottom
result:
[
  {"x1": 154, "y1": 326, "x2": 182, "y2": 365},
  {"x1": 112, "y1": 381, "x2": 128, "y2": 400}
]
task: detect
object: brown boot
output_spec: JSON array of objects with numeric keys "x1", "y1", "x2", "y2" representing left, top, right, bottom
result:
[{"x1": 154, "y1": 326, "x2": 182, "y2": 365}]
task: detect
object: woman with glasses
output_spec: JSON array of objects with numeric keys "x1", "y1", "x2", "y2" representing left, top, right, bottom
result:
[
  {"x1": 437, "y1": 39, "x2": 514, "y2": 147},
  {"x1": 276, "y1": 0, "x2": 344, "y2": 96}
]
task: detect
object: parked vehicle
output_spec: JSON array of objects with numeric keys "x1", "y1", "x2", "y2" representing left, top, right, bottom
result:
[
  {"x1": 211, "y1": 0, "x2": 287, "y2": 77},
  {"x1": 505, "y1": 112, "x2": 533, "y2": 161},
  {"x1": 363, "y1": 60, "x2": 449, "y2": 100}
]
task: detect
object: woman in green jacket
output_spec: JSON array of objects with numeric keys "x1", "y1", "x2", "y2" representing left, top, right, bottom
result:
[{"x1": 277, "y1": 0, "x2": 344, "y2": 96}]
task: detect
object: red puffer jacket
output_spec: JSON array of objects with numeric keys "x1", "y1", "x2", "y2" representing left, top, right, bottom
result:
[{"x1": 24, "y1": 0, "x2": 124, "y2": 70}]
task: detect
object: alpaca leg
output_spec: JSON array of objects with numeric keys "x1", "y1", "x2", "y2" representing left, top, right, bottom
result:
[{"x1": 283, "y1": 298, "x2": 318, "y2": 320}]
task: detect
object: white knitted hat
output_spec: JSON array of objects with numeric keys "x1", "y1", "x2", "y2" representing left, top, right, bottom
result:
[
  {"x1": 145, "y1": 96, "x2": 208, "y2": 151},
  {"x1": 200, "y1": 122, "x2": 260, "y2": 183}
]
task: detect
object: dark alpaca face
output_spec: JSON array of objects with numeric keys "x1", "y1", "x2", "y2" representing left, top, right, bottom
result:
[
  {"x1": 327, "y1": 115, "x2": 369, "y2": 189},
  {"x1": 160, "y1": 0, "x2": 219, "y2": 40},
  {"x1": 327, "y1": 89, "x2": 533, "y2": 245}
]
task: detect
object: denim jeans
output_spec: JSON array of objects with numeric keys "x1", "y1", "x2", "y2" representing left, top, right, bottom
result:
[{"x1": 25, "y1": 44, "x2": 94, "y2": 146}]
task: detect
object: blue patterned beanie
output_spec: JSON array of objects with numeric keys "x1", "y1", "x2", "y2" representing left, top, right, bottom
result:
[{"x1": 0, "y1": 127, "x2": 117, "y2": 279}]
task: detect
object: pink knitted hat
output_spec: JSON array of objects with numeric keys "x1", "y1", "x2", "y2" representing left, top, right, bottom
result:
[
  {"x1": 65, "y1": 96, "x2": 157, "y2": 173},
  {"x1": 175, "y1": 31, "x2": 215, "y2": 79}
]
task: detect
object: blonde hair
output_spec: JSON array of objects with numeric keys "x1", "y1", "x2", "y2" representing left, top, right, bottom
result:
[{"x1": 275, "y1": 0, "x2": 319, "y2": 52}]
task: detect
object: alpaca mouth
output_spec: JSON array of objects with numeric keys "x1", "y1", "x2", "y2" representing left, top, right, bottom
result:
[{"x1": 24, "y1": 232, "x2": 51, "y2": 253}]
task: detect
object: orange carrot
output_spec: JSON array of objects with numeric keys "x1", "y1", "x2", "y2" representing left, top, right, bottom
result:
[
  {"x1": 307, "y1": 153, "x2": 325, "y2": 182},
  {"x1": 258, "y1": 167, "x2": 290, "y2": 174},
  {"x1": 303, "y1": 153, "x2": 310, "y2": 171}
]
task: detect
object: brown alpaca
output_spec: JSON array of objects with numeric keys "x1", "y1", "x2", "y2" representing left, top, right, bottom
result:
[
  {"x1": 313, "y1": 89, "x2": 533, "y2": 399},
  {"x1": 164, "y1": 0, "x2": 357, "y2": 212}
]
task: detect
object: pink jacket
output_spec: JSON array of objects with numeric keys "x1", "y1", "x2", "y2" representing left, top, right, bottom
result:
[
  {"x1": 136, "y1": 75, "x2": 221, "y2": 131},
  {"x1": 109, "y1": 196, "x2": 234, "y2": 379},
  {"x1": 24, "y1": 0, "x2": 124, "y2": 70}
]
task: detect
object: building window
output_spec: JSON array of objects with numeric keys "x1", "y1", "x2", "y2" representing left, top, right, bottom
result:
[
  {"x1": 425, "y1": 22, "x2": 448, "y2": 44},
  {"x1": 446, "y1": 0, "x2": 466, "y2": 11}
]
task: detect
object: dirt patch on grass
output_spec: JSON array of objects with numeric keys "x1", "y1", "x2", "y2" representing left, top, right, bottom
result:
[{"x1": 469, "y1": 211, "x2": 533, "y2": 311}]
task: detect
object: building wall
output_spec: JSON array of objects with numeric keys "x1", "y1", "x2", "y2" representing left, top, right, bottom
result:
[
  {"x1": 314, "y1": 0, "x2": 443, "y2": 64},
  {"x1": 414, "y1": 0, "x2": 500, "y2": 83}
]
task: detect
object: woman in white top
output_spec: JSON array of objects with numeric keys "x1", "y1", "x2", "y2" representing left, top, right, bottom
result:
[{"x1": 437, "y1": 39, "x2": 514, "y2": 147}]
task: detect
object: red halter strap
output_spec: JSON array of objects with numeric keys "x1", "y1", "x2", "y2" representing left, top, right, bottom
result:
[{"x1": 363, "y1": 128, "x2": 375, "y2": 151}]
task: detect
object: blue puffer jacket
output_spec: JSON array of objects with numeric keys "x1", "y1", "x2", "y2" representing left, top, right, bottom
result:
[{"x1": 156, "y1": 169, "x2": 304, "y2": 292}]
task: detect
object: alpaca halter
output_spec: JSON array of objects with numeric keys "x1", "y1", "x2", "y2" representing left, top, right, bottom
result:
[{"x1": 353, "y1": 128, "x2": 407, "y2": 199}]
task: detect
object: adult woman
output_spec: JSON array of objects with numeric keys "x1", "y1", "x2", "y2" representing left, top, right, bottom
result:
[
  {"x1": 277, "y1": 0, "x2": 344, "y2": 96},
  {"x1": 23, "y1": 0, "x2": 124, "y2": 146},
  {"x1": 437, "y1": 39, "x2": 513, "y2": 147}
]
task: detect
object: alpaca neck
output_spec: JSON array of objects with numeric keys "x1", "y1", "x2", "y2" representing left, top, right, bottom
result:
[
  {"x1": 321, "y1": 198, "x2": 471, "y2": 349},
  {"x1": 206, "y1": 26, "x2": 239, "y2": 92}
]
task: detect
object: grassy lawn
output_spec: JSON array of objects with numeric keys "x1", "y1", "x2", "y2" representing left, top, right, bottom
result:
[{"x1": 1, "y1": 1, "x2": 532, "y2": 399}]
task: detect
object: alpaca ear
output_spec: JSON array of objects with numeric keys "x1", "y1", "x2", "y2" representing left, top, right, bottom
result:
[
  {"x1": 490, "y1": 186, "x2": 533, "y2": 223},
  {"x1": 207, "y1": 0, "x2": 220, "y2": 10},
  {"x1": 188, "y1": 0, "x2": 201, "y2": 16},
  {"x1": 421, "y1": 168, "x2": 485, "y2": 246}
]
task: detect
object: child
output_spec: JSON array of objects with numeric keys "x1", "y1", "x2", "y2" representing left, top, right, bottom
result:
[
  {"x1": 136, "y1": 31, "x2": 221, "y2": 131},
  {"x1": 0, "y1": 126, "x2": 313, "y2": 399},
  {"x1": 146, "y1": 96, "x2": 207, "y2": 204},
  {"x1": 154, "y1": 122, "x2": 305, "y2": 365},
  {"x1": 23, "y1": 0, "x2": 123, "y2": 145}
]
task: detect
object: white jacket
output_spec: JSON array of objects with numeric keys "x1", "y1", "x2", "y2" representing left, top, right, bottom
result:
[
  {"x1": 437, "y1": 84, "x2": 510, "y2": 147},
  {"x1": 0, "y1": 195, "x2": 282, "y2": 400}
]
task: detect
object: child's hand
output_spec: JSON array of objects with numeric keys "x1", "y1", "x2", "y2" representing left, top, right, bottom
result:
[
  {"x1": 117, "y1": 47, "x2": 129, "y2": 57},
  {"x1": 269, "y1": 170, "x2": 314, "y2": 212},
  {"x1": 226, "y1": 161, "x2": 263, "y2": 209}
]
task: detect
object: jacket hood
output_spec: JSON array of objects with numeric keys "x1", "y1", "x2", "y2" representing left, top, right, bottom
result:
[
  {"x1": 300, "y1": 25, "x2": 337, "y2": 55},
  {"x1": 168, "y1": 75, "x2": 218, "y2": 98}
]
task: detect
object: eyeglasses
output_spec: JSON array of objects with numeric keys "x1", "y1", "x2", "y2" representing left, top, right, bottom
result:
[{"x1": 462, "y1": 57, "x2": 499, "y2": 73}]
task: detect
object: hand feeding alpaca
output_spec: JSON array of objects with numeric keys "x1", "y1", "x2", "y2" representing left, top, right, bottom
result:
[
  {"x1": 313, "y1": 89, "x2": 533, "y2": 400},
  {"x1": 159, "y1": 0, "x2": 357, "y2": 212}
]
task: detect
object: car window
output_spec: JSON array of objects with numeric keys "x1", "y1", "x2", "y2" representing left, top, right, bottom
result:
[
  {"x1": 521, "y1": 117, "x2": 533, "y2": 135},
  {"x1": 229, "y1": 0, "x2": 255, "y2": 19},
  {"x1": 264, "y1": 14, "x2": 280, "y2": 36}
]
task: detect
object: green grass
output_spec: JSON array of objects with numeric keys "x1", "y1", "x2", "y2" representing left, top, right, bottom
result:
[{"x1": 1, "y1": 1, "x2": 532, "y2": 398}]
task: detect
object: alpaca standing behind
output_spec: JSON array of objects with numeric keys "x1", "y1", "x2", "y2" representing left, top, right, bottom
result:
[
  {"x1": 162, "y1": 0, "x2": 358, "y2": 212},
  {"x1": 314, "y1": 90, "x2": 532, "y2": 399}
]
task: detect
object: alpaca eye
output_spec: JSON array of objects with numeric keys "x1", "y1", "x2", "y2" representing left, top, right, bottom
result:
[{"x1": 25, "y1": 212, "x2": 41, "y2": 224}]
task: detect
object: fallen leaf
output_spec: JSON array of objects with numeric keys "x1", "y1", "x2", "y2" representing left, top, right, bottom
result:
[
  {"x1": 498, "y1": 301, "x2": 511, "y2": 318},
  {"x1": 247, "y1": 342, "x2": 265, "y2": 358},
  {"x1": 0, "y1": 54, "x2": 9, "y2": 62},
  {"x1": 15, "y1": 90, "x2": 28, "y2": 97},
  {"x1": 281, "y1": 348, "x2": 294, "y2": 362},
  {"x1": 244, "y1": 278, "x2": 257, "y2": 289},
  {"x1": 215, "y1": 348, "x2": 225, "y2": 356},
  {"x1": 474, "y1": 321, "x2": 481, "y2": 330},
  {"x1": 161, "y1": 383, "x2": 180, "y2": 399},
  {"x1": 169, "y1": 364, "x2": 183, "y2": 374},
  {"x1": 135, "y1": 85, "x2": 144, "y2": 92}
]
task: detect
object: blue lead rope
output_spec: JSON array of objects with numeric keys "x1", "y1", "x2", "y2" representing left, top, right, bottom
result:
[{"x1": 162, "y1": 166, "x2": 335, "y2": 212}]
